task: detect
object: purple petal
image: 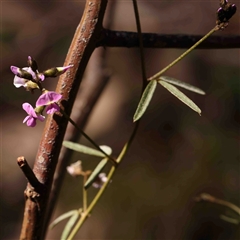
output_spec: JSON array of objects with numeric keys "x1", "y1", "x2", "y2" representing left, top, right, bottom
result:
[
  {"x1": 47, "y1": 91, "x2": 62, "y2": 102},
  {"x1": 23, "y1": 116, "x2": 36, "y2": 127},
  {"x1": 36, "y1": 93, "x2": 49, "y2": 106},
  {"x1": 22, "y1": 103, "x2": 37, "y2": 117},
  {"x1": 45, "y1": 104, "x2": 60, "y2": 114},
  {"x1": 23, "y1": 115, "x2": 30, "y2": 124},
  {"x1": 27, "y1": 67, "x2": 37, "y2": 80},
  {"x1": 27, "y1": 117, "x2": 37, "y2": 127},
  {"x1": 38, "y1": 73, "x2": 45, "y2": 81},
  {"x1": 13, "y1": 76, "x2": 26, "y2": 88},
  {"x1": 37, "y1": 114, "x2": 45, "y2": 122},
  {"x1": 56, "y1": 64, "x2": 73, "y2": 73},
  {"x1": 36, "y1": 92, "x2": 62, "y2": 107},
  {"x1": 10, "y1": 66, "x2": 20, "y2": 75}
]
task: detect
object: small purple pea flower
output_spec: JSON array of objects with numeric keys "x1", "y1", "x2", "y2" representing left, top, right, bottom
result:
[
  {"x1": 22, "y1": 103, "x2": 45, "y2": 127},
  {"x1": 10, "y1": 65, "x2": 44, "y2": 88},
  {"x1": 92, "y1": 173, "x2": 108, "y2": 188},
  {"x1": 36, "y1": 91, "x2": 62, "y2": 114},
  {"x1": 11, "y1": 66, "x2": 30, "y2": 88}
]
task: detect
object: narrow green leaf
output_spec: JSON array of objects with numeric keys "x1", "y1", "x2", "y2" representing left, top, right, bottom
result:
[
  {"x1": 61, "y1": 211, "x2": 80, "y2": 239},
  {"x1": 99, "y1": 146, "x2": 112, "y2": 155},
  {"x1": 220, "y1": 215, "x2": 240, "y2": 225},
  {"x1": 133, "y1": 80, "x2": 157, "y2": 122},
  {"x1": 158, "y1": 80, "x2": 202, "y2": 115},
  {"x1": 63, "y1": 141, "x2": 112, "y2": 157},
  {"x1": 84, "y1": 158, "x2": 108, "y2": 189},
  {"x1": 49, "y1": 210, "x2": 78, "y2": 229},
  {"x1": 159, "y1": 76, "x2": 205, "y2": 95}
]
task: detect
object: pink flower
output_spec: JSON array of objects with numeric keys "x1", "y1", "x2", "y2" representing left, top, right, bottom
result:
[
  {"x1": 11, "y1": 66, "x2": 29, "y2": 88},
  {"x1": 22, "y1": 103, "x2": 45, "y2": 127},
  {"x1": 10, "y1": 65, "x2": 44, "y2": 88},
  {"x1": 36, "y1": 91, "x2": 62, "y2": 114},
  {"x1": 92, "y1": 173, "x2": 108, "y2": 188}
]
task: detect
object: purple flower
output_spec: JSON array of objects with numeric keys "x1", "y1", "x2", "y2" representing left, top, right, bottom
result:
[
  {"x1": 22, "y1": 103, "x2": 45, "y2": 127},
  {"x1": 92, "y1": 173, "x2": 108, "y2": 188},
  {"x1": 11, "y1": 64, "x2": 45, "y2": 88},
  {"x1": 11, "y1": 66, "x2": 29, "y2": 88},
  {"x1": 36, "y1": 91, "x2": 62, "y2": 114}
]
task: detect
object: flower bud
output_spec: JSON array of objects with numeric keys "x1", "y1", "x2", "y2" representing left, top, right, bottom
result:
[
  {"x1": 25, "y1": 81, "x2": 40, "y2": 90},
  {"x1": 10, "y1": 66, "x2": 33, "y2": 80},
  {"x1": 43, "y1": 65, "x2": 73, "y2": 78},
  {"x1": 67, "y1": 161, "x2": 83, "y2": 177},
  {"x1": 27, "y1": 56, "x2": 38, "y2": 72}
]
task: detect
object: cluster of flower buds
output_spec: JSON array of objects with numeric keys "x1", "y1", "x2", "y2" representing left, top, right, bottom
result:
[
  {"x1": 10, "y1": 56, "x2": 73, "y2": 127},
  {"x1": 216, "y1": 0, "x2": 237, "y2": 29},
  {"x1": 67, "y1": 160, "x2": 108, "y2": 188}
]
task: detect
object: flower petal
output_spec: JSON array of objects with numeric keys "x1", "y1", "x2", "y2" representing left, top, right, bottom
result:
[
  {"x1": 23, "y1": 116, "x2": 30, "y2": 124},
  {"x1": 47, "y1": 91, "x2": 62, "y2": 102},
  {"x1": 26, "y1": 117, "x2": 36, "y2": 127},
  {"x1": 10, "y1": 66, "x2": 20, "y2": 75},
  {"x1": 45, "y1": 104, "x2": 60, "y2": 114},
  {"x1": 22, "y1": 103, "x2": 37, "y2": 117},
  {"x1": 13, "y1": 76, "x2": 26, "y2": 88},
  {"x1": 37, "y1": 114, "x2": 45, "y2": 122},
  {"x1": 36, "y1": 91, "x2": 62, "y2": 107}
]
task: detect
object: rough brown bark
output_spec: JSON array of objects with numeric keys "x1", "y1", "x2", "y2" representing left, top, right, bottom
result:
[{"x1": 19, "y1": 1, "x2": 108, "y2": 239}]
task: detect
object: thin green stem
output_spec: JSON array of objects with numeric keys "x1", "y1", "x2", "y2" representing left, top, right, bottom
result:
[
  {"x1": 67, "y1": 121, "x2": 140, "y2": 240},
  {"x1": 67, "y1": 1, "x2": 144, "y2": 238},
  {"x1": 148, "y1": 26, "x2": 218, "y2": 81},
  {"x1": 132, "y1": 0, "x2": 147, "y2": 86},
  {"x1": 61, "y1": 109, "x2": 117, "y2": 166},
  {"x1": 197, "y1": 193, "x2": 240, "y2": 215},
  {"x1": 83, "y1": 175, "x2": 87, "y2": 212}
]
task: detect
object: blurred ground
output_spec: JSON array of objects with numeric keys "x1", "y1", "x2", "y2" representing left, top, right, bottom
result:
[{"x1": 1, "y1": 1, "x2": 239, "y2": 239}]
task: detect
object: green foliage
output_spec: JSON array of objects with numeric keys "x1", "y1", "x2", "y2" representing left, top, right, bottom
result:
[
  {"x1": 61, "y1": 211, "x2": 80, "y2": 239},
  {"x1": 63, "y1": 141, "x2": 112, "y2": 157},
  {"x1": 159, "y1": 76, "x2": 205, "y2": 95},
  {"x1": 158, "y1": 80, "x2": 202, "y2": 115},
  {"x1": 220, "y1": 215, "x2": 240, "y2": 225},
  {"x1": 84, "y1": 158, "x2": 108, "y2": 189},
  {"x1": 133, "y1": 80, "x2": 157, "y2": 122},
  {"x1": 49, "y1": 210, "x2": 79, "y2": 229}
]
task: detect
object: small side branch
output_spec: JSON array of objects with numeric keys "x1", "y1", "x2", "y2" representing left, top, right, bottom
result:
[
  {"x1": 98, "y1": 29, "x2": 240, "y2": 49},
  {"x1": 17, "y1": 156, "x2": 42, "y2": 192}
]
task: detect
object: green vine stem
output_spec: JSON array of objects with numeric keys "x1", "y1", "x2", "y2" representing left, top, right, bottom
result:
[
  {"x1": 196, "y1": 193, "x2": 240, "y2": 215},
  {"x1": 148, "y1": 26, "x2": 218, "y2": 81},
  {"x1": 83, "y1": 175, "x2": 88, "y2": 212},
  {"x1": 67, "y1": 1, "x2": 145, "y2": 238},
  {"x1": 61, "y1": 109, "x2": 117, "y2": 165}
]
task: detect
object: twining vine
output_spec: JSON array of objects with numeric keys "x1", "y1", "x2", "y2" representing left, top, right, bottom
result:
[{"x1": 10, "y1": 0, "x2": 238, "y2": 239}]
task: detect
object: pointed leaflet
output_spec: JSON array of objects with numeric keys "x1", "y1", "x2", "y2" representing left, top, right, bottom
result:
[
  {"x1": 158, "y1": 80, "x2": 202, "y2": 115},
  {"x1": 49, "y1": 210, "x2": 79, "y2": 229},
  {"x1": 63, "y1": 141, "x2": 112, "y2": 157},
  {"x1": 84, "y1": 158, "x2": 108, "y2": 189},
  {"x1": 61, "y1": 211, "x2": 80, "y2": 239},
  {"x1": 220, "y1": 215, "x2": 239, "y2": 225},
  {"x1": 133, "y1": 80, "x2": 157, "y2": 122},
  {"x1": 159, "y1": 76, "x2": 205, "y2": 95}
]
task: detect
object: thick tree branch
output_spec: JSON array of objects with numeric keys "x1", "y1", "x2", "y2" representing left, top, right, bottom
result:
[
  {"x1": 98, "y1": 29, "x2": 240, "y2": 49},
  {"x1": 43, "y1": 4, "x2": 116, "y2": 237},
  {"x1": 19, "y1": 1, "x2": 108, "y2": 239}
]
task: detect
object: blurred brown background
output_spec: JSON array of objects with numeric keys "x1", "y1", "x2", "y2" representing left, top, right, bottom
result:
[{"x1": 1, "y1": 1, "x2": 239, "y2": 239}]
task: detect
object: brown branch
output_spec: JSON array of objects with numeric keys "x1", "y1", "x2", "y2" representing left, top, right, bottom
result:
[
  {"x1": 42, "y1": 3, "x2": 116, "y2": 237},
  {"x1": 97, "y1": 29, "x2": 240, "y2": 49},
  {"x1": 17, "y1": 156, "x2": 42, "y2": 192},
  {"x1": 19, "y1": 1, "x2": 108, "y2": 239}
]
